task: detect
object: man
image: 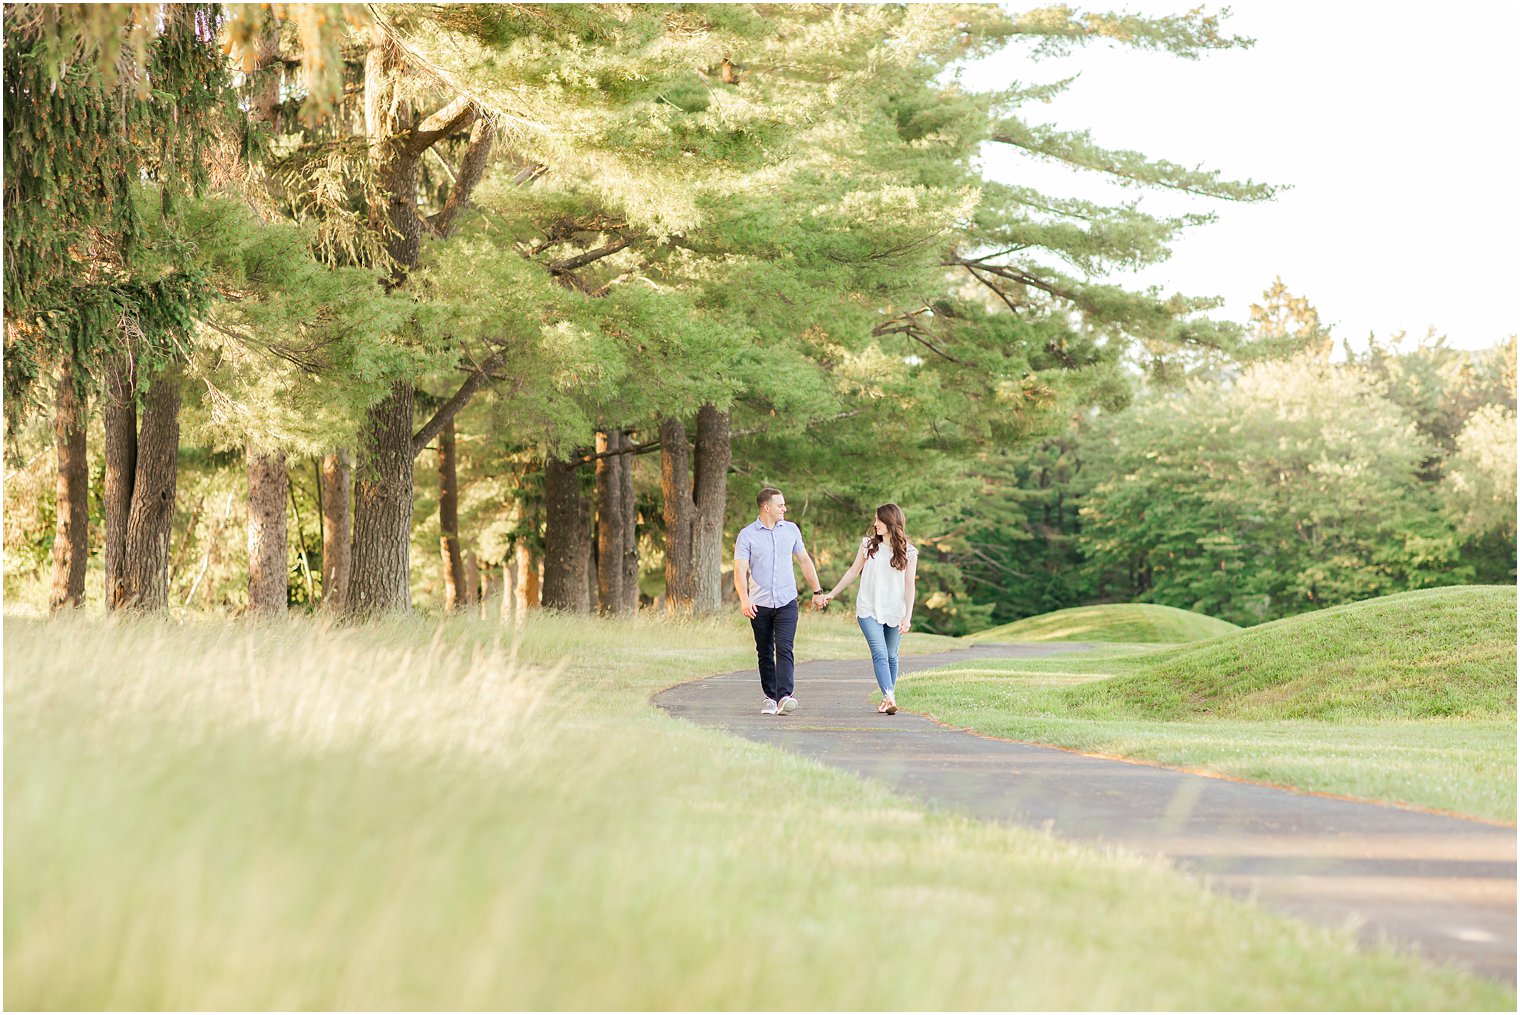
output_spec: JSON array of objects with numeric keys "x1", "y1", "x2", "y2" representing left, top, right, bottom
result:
[{"x1": 733, "y1": 487, "x2": 827, "y2": 715}]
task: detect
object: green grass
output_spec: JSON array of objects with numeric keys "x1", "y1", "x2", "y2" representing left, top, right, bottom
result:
[
  {"x1": 970, "y1": 602, "x2": 1240, "y2": 644},
  {"x1": 905, "y1": 586, "x2": 1518, "y2": 821},
  {"x1": 1070, "y1": 585, "x2": 1517, "y2": 721},
  {"x1": 6, "y1": 607, "x2": 1513, "y2": 1009}
]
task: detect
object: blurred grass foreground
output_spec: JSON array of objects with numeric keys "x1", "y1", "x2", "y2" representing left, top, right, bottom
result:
[{"x1": 5, "y1": 610, "x2": 1513, "y2": 1010}]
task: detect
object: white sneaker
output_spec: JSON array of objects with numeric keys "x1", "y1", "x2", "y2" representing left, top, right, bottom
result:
[
  {"x1": 761, "y1": 699, "x2": 779, "y2": 715},
  {"x1": 778, "y1": 695, "x2": 798, "y2": 715}
]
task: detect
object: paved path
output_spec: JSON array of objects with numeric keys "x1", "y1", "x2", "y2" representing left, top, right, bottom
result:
[{"x1": 653, "y1": 643, "x2": 1517, "y2": 984}]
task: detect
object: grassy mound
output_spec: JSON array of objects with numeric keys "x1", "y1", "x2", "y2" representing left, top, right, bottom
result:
[
  {"x1": 1063, "y1": 585, "x2": 1517, "y2": 721},
  {"x1": 903, "y1": 587, "x2": 1517, "y2": 818},
  {"x1": 970, "y1": 603, "x2": 1239, "y2": 644}
]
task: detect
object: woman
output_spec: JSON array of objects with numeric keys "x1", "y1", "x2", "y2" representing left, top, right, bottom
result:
[{"x1": 820, "y1": 503, "x2": 918, "y2": 714}]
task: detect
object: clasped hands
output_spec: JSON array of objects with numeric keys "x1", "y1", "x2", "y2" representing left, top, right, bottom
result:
[
  {"x1": 737, "y1": 592, "x2": 834, "y2": 616},
  {"x1": 806, "y1": 590, "x2": 911, "y2": 632}
]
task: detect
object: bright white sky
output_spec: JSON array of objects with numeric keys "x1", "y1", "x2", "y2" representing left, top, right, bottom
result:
[{"x1": 964, "y1": 1, "x2": 1520, "y2": 351}]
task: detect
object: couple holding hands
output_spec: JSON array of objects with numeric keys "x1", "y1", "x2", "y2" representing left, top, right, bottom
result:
[{"x1": 733, "y1": 487, "x2": 918, "y2": 716}]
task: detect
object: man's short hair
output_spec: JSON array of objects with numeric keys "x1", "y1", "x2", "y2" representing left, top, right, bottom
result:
[{"x1": 757, "y1": 487, "x2": 783, "y2": 509}]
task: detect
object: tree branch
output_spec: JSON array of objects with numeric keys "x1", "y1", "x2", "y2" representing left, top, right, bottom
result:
[
  {"x1": 550, "y1": 235, "x2": 634, "y2": 275},
  {"x1": 408, "y1": 95, "x2": 477, "y2": 155},
  {"x1": 963, "y1": 544, "x2": 1031, "y2": 581},
  {"x1": 988, "y1": 121, "x2": 1277, "y2": 202},
  {"x1": 572, "y1": 410, "x2": 866, "y2": 467},
  {"x1": 204, "y1": 318, "x2": 327, "y2": 373},
  {"x1": 944, "y1": 256, "x2": 1085, "y2": 305},
  {"x1": 956, "y1": 571, "x2": 1014, "y2": 596},
  {"x1": 411, "y1": 348, "x2": 507, "y2": 456},
  {"x1": 873, "y1": 307, "x2": 972, "y2": 367},
  {"x1": 727, "y1": 459, "x2": 865, "y2": 513},
  {"x1": 904, "y1": 329, "x2": 972, "y2": 367},
  {"x1": 578, "y1": 433, "x2": 663, "y2": 465},
  {"x1": 966, "y1": 264, "x2": 1025, "y2": 315},
  {"x1": 426, "y1": 115, "x2": 496, "y2": 238},
  {"x1": 511, "y1": 162, "x2": 547, "y2": 186},
  {"x1": 529, "y1": 215, "x2": 628, "y2": 255}
]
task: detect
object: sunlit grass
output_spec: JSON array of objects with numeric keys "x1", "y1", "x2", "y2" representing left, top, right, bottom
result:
[
  {"x1": 970, "y1": 603, "x2": 1240, "y2": 644},
  {"x1": 905, "y1": 587, "x2": 1518, "y2": 821},
  {"x1": 1075, "y1": 586, "x2": 1517, "y2": 721},
  {"x1": 6, "y1": 609, "x2": 1512, "y2": 1009}
]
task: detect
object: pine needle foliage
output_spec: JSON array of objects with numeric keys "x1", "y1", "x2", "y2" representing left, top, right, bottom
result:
[{"x1": 3, "y1": 4, "x2": 228, "y2": 422}]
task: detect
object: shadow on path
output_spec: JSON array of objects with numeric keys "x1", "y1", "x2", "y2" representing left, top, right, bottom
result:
[{"x1": 653, "y1": 641, "x2": 1517, "y2": 985}]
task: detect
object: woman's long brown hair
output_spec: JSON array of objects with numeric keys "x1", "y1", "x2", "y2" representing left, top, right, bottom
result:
[{"x1": 865, "y1": 503, "x2": 908, "y2": 570}]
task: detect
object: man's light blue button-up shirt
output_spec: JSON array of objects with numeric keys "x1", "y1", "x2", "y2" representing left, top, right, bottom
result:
[{"x1": 734, "y1": 518, "x2": 807, "y2": 608}]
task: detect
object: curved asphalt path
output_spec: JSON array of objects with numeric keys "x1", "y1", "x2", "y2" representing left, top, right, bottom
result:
[{"x1": 653, "y1": 642, "x2": 1517, "y2": 985}]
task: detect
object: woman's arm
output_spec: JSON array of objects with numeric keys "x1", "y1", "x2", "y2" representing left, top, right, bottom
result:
[
  {"x1": 824, "y1": 543, "x2": 868, "y2": 602},
  {"x1": 900, "y1": 559, "x2": 917, "y2": 633}
]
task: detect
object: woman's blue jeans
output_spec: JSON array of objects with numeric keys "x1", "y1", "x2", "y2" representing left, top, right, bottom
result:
[{"x1": 857, "y1": 616, "x2": 902, "y2": 696}]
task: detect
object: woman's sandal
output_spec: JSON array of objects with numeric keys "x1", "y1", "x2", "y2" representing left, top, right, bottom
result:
[
  {"x1": 884, "y1": 699, "x2": 898, "y2": 715},
  {"x1": 877, "y1": 699, "x2": 889, "y2": 713}
]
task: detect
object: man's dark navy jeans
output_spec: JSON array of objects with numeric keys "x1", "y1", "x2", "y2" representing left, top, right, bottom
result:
[{"x1": 750, "y1": 598, "x2": 799, "y2": 702}]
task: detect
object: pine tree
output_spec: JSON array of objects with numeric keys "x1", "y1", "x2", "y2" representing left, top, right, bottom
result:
[
  {"x1": 4, "y1": 4, "x2": 227, "y2": 610},
  {"x1": 388, "y1": 3, "x2": 961, "y2": 613},
  {"x1": 691, "y1": 4, "x2": 1278, "y2": 618},
  {"x1": 5, "y1": 4, "x2": 1289, "y2": 618},
  {"x1": 405, "y1": 4, "x2": 1281, "y2": 617},
  {"x1": 5, "y1": 4, "x2": 359, "y2": 612}
]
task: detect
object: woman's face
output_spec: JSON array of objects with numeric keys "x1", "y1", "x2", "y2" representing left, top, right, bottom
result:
[{"x1": 873, "y1": 516, "x2": 888, "y2": 536}]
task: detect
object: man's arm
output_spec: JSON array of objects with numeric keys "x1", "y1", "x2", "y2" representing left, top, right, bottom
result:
[
  {"x1": 795, "y1": 550, "x2": 823, "y2": 606},
  {"x1": 734, "y1": 559, "x2": 756, "y2": 619}
]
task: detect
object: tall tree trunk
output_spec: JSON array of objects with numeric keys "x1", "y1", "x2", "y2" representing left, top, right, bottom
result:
[
  {"x1": 346, "y1": 39, "x2": 424, "y2": 615},
  {"x1": 499, "y1": 557, "x2": 515, "y2": 621},
  {"x1": 438, "y1": 416, "x2": 466, "y2": 609},
  {"x1": 515, "y1": 541, "x2": 540, "y2": 614},
  {"x1": 365, "y1": 33, "x2": 424, "y2": 284},
  {"x1": 121, "y1": 366, "x2": 181, "y2": 610},
  {"x1": 542, "y1": 455, "x2": 591, "y2": 612},
  {"x1": 320, "y1": 449, "x2": 352, "y2": 612},
  {"x1": 620, "y1": 434, "x2": 640, "y2": 613},
  {"x1": 692, "y1": 405, "x2": 732, "y2": 614},
  {"x1": 244, "y1": 13, "x2": 302, "y2": 632},
  {"x1": 480, "y1": 560, "x2": 495, "y2": 607},
  {"x1": 581, "y1": 536, "x2": 595, "y2": 614},
  {"x1": 660, "y1": 417, "x2": 696, "y2": 611},
  {"x1": 251, "y1": 15, "x2": 282, "y2": 124},
  {"x1": 343, "y1": 36, "x2": 497, "y2": 615},
  {"x1": 349, "y1": 381, "x2": 415, "y2": 614},
  {"x1": 596, "y1": 429, "x2": 627, "y2": 613},
  {"x1": 49, "y1": 365, "x2": 88, "y2": 611},
  {"x1": 191, "y1": 490, "x2": 235, "y2": 610},
  {"x1": 246, "y1": 449, "x2": 288, "y2": 614},
  {"x1": 479, "y1": 554, "x2": 497, "y2": 616},
  {"x1": 103, "y1": 354, "x2": 137, "y2": 609},
  {"x1": 464, "y1": 549, "x2": 479, "y2": 607}
]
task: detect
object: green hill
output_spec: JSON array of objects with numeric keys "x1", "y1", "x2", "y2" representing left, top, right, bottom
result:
[
  {"x1": 970, "y1": 603, "x2": 1239, "y2": 645},
  {"x1": 1063, "y1": 585, "x2": 1517, "y2": 721}
]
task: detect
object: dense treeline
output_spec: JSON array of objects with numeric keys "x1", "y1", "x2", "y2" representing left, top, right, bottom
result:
[
  {"x1": 4, "y1": 4, "x2": 1508, "y2": 630},
  {"x1": 941, "y1": 302, "x2": 1516, "y2": 631}
]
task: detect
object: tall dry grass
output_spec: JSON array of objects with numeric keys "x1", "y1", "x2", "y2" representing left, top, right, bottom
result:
[{"x1": 6, "y1": 611, "x2": 1512, "y2": 1010}]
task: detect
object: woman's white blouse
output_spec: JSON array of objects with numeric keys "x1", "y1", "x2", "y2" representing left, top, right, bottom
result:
[{"x1": 855, "y1": 537, "x2": 918, "y2": 626}]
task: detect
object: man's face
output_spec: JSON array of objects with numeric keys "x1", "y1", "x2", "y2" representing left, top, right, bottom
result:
[{"x1": 763, "y1": 494, "x2": 787, "y2": 523}]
